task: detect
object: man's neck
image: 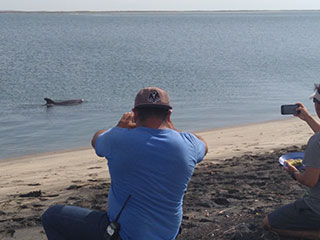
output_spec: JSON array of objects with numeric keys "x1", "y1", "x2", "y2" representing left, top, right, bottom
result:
[{"x1": 136, "y1": 119, "x2": 170, "y2": 129}]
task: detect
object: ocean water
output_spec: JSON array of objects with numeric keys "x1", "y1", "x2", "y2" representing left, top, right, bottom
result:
[{"x1": 1, "y1": 11, "x2": 320, "y2": 159}]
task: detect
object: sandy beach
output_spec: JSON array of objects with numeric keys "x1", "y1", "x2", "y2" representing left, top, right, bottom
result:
[{"x1": 0, "y1": 117, "x2": 315, "y2": 240}]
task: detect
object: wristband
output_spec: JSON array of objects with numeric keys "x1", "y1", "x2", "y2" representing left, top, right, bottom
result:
[{"x1": 290, "y1": 171, "x2": 297, "y2": 181}]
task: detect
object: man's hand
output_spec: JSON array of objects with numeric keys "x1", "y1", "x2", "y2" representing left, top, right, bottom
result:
[
  {"x1": 284, "y1": 160, "x2": 299, "y2": 181},
  {"x1": 284, "y1": 160, "x2": 298, "y2": 175},
  {"x1": 295, "y1": 102, "x2": 312, "y2": 121},
  {"x1": 295, "y1": 102, "x2": 320, "y2": 133},
  {"x1": 117, "y1": 112, "x2": 136, "y2": 129},
  {"x1": 284, "y1": 160, "x2": 320, "y2": 187}
]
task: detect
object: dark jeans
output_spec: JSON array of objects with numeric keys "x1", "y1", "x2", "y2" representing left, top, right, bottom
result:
[
  {"x1": 41, "y1": 205, "x2": 110, "y2": 240},
  {"x1": 42, "y1": 204, "x2": 181, "y2": 240},
  {"x1": 268, "y1": 199, "x2": 320, "y2": 230}
]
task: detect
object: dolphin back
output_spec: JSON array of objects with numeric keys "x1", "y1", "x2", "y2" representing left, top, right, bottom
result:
[
  {"x1": 44, "y1": 98, "x2": 56, "y2": 105},
  {"x1": 43, "y1": 98, "x2": 84, "y2": 106}
]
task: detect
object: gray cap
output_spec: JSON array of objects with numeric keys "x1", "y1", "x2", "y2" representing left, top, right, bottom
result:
[{"x1": 134, "y1": 87, "x2": 172, "y2": 109}]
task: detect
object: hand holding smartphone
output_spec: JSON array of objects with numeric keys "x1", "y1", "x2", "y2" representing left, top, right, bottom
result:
[{"x1": 281, "y1": 104, "x2": 300, "y2": 115}]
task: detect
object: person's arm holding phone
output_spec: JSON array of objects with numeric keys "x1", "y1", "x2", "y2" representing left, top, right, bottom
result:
[{"x1": 295, "y1": 102, "x2": 320, "y2": 133}]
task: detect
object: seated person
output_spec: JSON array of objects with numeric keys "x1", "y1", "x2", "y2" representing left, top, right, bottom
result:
[
  {"x1": 41, "y1": 87, "x2": 208, "y2": 240},
  {"x1": 263, "y1": 87, "x2": 320, "y2": 238}
]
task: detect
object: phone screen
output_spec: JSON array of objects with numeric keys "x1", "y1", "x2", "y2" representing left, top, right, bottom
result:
[{"x1": 281, "y1": 104, "x2": 298, "y2": 115}]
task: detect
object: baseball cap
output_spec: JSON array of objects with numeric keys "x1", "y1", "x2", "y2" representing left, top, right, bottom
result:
[
  {"x1": 134, "y1": 87, "x2": 172, "y2": 109},
  {"x1": 309, "y1": 88, "x2": 320, "y2": 102}
]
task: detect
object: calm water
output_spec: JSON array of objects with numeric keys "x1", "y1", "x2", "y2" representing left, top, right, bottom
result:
[{"x1": 1, "y1": 11, "x2": 320, "y2": 159}]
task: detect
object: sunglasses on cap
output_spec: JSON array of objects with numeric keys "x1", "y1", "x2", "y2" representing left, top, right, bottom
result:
[{"x1": 313, "y1": 98, "x2": 320, "y2": 104}]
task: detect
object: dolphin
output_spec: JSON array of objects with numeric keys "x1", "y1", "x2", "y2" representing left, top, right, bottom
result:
[{"x1": 43, "y1": 98, "x2": 85, "y2": 107}]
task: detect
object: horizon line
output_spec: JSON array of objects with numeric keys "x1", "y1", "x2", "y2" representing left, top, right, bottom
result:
[{"x1": 0, "y1": 9, "x2": 320, "y2": 14}]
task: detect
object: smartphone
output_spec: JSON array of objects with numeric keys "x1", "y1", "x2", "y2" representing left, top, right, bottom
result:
[{"x1": 281, "y1": 104, "x2": 299, "y2": 115}]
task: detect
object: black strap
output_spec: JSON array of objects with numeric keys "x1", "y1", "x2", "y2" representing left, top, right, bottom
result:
[{"x1": 114, "y1": 195, "x2": 131, "y2": 222}]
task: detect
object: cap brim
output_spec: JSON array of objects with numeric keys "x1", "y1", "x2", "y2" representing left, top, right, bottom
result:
[
  {"x1": 134, "y1": 104, "x2": 172, "y2": 109},
  {"x1": 310, "y1": 90, "x2": 320, "y2": 102}
]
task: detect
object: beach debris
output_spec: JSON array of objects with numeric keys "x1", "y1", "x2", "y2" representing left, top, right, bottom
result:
[
  {"x1": 27, "y1": 183, "x2": 41, "y2": 186},
  {"x1": 223, "y1": 223, "x2": 253, "y2": 240},
  {"x1": 19, "y1": 190, "x2": 42, "y2": 198},
  {"x1": 218, "y1": 207, "x2": 236, "y2": 215},
  {"x1": 205, "y1": 209, "x2": 210, "y2": 217},
  {"x1": 6, "y1": 228, "x2": 15, "y2": 237},
  {"x1": 40, "y1": 193, "x2": 60, "y2": 198},
  {"x1": 87, "y1": 166, "x2": 102, "y2": 170},
  {"x1": 213, "y1": 197, "x2": 230, "y2": 205},
  {"x1": 66, "y1": 184, "x2": 82, "y2": 190}
]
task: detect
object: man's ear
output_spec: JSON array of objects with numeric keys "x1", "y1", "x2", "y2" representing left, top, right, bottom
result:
[
  {"x1": 167, "y1": 109, "x2": 172, "y2": 122},
  {"x1": 132, "y1": 108, "x2": 138, "y2": 123}
]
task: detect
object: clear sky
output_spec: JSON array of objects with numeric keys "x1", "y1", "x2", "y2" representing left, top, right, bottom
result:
[{"x1": 1, "y1": 0, "x2": 320, "y2": 11}]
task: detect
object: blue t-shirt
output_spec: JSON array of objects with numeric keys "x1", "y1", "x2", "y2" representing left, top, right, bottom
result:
[{"x1": 95, "y1": 127, "x2": 206, "y2": 240}]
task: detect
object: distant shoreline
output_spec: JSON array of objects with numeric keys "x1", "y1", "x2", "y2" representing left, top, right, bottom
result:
[{"x1": 0, "y1": 9, "x2": 320, "y2": 14}]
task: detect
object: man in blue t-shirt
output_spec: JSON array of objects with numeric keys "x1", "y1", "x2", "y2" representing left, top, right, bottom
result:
[{"x1": 41, "y1": 87, "x2": 207, "y2": 240}]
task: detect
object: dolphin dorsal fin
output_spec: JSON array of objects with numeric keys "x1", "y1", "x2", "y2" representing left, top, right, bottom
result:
[{"x1": 44, "y1": 98, "x2": 55, "y2": 104}]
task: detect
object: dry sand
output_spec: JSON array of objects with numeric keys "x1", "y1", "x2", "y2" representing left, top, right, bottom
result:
[{"x1": 0, "y1": 117, "x2": 315, "y2": 240}]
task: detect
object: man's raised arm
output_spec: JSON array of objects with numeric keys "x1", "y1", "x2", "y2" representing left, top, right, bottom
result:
[{"x1": 167, "y1": 119, "x2": 208, "y2": 156}]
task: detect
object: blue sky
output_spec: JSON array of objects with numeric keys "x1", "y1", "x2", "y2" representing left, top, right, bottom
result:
[{"x1": 1, "y1": 0, "x2": 320, "y2": 11}]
